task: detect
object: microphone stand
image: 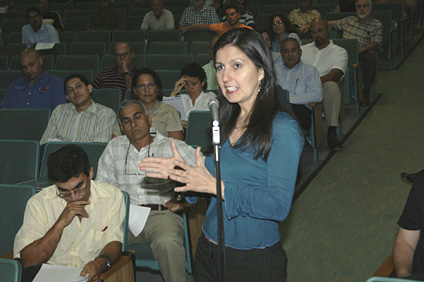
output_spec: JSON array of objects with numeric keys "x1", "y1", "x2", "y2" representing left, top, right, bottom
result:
[{"x1": 212, "y1": 119, "x2": 226, "y2": 282}]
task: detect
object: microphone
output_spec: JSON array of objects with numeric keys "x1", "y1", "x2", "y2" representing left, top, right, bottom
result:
[{"x1": 208, "y1": 99, "x2": 219, "y2": 125}]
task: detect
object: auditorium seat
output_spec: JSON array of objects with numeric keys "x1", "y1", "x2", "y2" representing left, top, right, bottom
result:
[
  {"x1": 55, "y1": 54, "x2": 99, "y2": 76},
  {"x1": 190, "y1": 41, "x2": 210, "y2": 59},
  {"x1": 149, "y1": 41, "x2": 187, "y2": 55},
  {"x1": 147, "y1": 54, "x2": 193, "y2": 71}
]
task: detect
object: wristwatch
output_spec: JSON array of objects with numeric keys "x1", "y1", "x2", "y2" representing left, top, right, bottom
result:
[
  {"x1": 122, "y1": 71, "x2": 132, "y2": 76},
  {"x1": 95, "y1": 254, "x2": 111, "y2": 270}
]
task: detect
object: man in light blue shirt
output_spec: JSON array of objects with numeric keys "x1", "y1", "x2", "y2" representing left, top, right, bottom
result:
[
  {"x1": 274, "y1": 37, "x2": 322, "y2": 131},
  {"x1": 22, "y1": 7, "x2": 59, "y2": 48}
]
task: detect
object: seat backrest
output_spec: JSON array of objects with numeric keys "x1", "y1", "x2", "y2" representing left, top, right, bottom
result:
[
  {"x1": 196, "y1": 53, "x2": 211, "y2": 66},
  {"x1": 0, "y1": 56, "x2": 8, "y2": 70},
  {"x1": 0, "y1": 43, "x2": 26, "y2": 58},
  {"x1": 373, "y1": 2, "x2": 403, "y2": 21},
  {"x1": 371, "y1": 11, "x2": 392, "y2": 53},
  {"x1": 147, "y1": 54, "x2": 193, "y2": 71},
  {"x1": 156, "y1": 70, "x2": 181, "y2": 90},
  {"x1": 77, "y1": 30, "x2": 111, "y2": 52},
  {"x1": 0, "y1": 108, "x2": 51, "y2": 141},
  {"x1": 146, "y1": 30, "x2": 181, "y2": 52},
  {"x1": 0, "y1": 140, "x2": 39, "y2": 184},
  {"x1": 149, "y1": 41, "x2": 187, "y2": 55},
  {"x1": 0, "y1": 88, "x2": 7, "y2": 102},
  {"x1": 0, "y1": 70, "x2": 22, "y2": 89},
  {"x1": 112, "y1": 30, "x2": 145, "y2": 43},
  {"x1": 70, "y1": 42, "x2": 106, "y2": 57},
  {"x1": 185, "y1": 110, "x2": 212, "y2": 153},
  {"x1": 126, "y1": 16, "x2": 143, "y2": 30},
  {"x1": 190, "y1": 41, "x2": 210, "y2": 59},
  {"x1": 50, "y1": 2, "x2": 73, "y2": 12},
  {"x1": 63, "y1": 17, "x2": 91, "y2": 32},
  {"x1": 48, "y1": 69, "x2": 94, "y2": 83},
  {"x1": 38, "y1": 142, "x2": 107, "y2": 181},
  {"x1": 37, "y1": 42, "x2": 66, "y2": 60},
  {"x1": 0, "y1": 185, "x2": 36, "y2": 256},
  {"x1": 0, "y1": 18, "x2": 27, "y2": 34},
  {"x1": 332, "y1": 38, "x2": 358, "y2": 66},
  {"x1": 0, "y1": 258, "x2": 22, "y2": 282},
  {"x1": 56, "y1": 54, "x2": 99, "y2": 76},
  {"x1": 91, "y1": 88, "x2": 121, "y2": 114},
  {"x1": 7, "y1": 32, "x2": 22, "y2": 43},
  {"x1": 183, "y1": 30, "x2": 217, "y2": 45}
]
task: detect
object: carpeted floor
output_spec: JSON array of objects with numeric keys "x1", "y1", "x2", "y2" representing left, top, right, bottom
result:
[{"x1": 280, "y1": 39, "x2": 424, "y2": 281}]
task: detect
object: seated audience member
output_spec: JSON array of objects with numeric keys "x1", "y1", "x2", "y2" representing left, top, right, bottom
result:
[
  {"x1": 230, "y1": 0, "x2": 255, "y2": 28},
  {"x1": 393, "y1": 175, "x2": 424, "y2": 277},
  {"x1": 180, "y1": 4, "x2": 253, "y2": 36},
  {"x1": 179, "y1": 0, "x2": 220, "y2": 30},
  {"x1": 0, "y1": 48, "x2": 66, "y2": 110},
  {"x1": 96, "y1": 100, "x2": 196, "y2": 282},
  {"x1": 40, "y1": 74, "x2": 116, "y2": 145},
  {"x1": 274, "y1": 38, "x2": 322, "y2": 131},
  {"x1": 269, "y1": 13, "x2": 301, "y2": 53},
  {"x1": 14, "y1": 144, "x2": 125, "y2": 282},
  {"x1": 38, "y1": 0, "x2": 64, "y2": 31},
  {"x1": 289, "y1": 0, "x2": 321, "y2": 33},
  {"x1": 0, "y1": 2, "x2": 15, "y2": 14},
  {"x1": 202, "y1": 36, "x2": 219, "y2": 91},
  {"x1": 112, "y1": 68, "x2": 184, "y2": 140},
  {"x1": 22, "y1": 7, "x2": 59, "y2": 48},
  {"x1": 141, "y1": 0, "x2": 174, "y2": 31},
  {"x1": 170, "y1": 62, "x2": 217, "y2": 127},
  {"x1": 85, "y1": 0, "x2": 125, "y2": 31},
  {"x1": 301, "y1": 18, "x2": 348, "y2": 151},
  {"x1": 258, "y1": 27, "x2": 272, "y2": 49},
  {"x1": 329, "y1": 0, "x2": 383, "y2": 107},
  {"x1": 92, "y1": 42, "x2": 137, "y2": 101}
]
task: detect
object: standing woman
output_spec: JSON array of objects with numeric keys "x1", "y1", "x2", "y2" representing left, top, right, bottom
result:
[
  {"x1": 139, "y1": 28, "x2": 302, "y2": 281},
  {"x1": 269, "y1": 13, "x2": 301, "y2": 52}
]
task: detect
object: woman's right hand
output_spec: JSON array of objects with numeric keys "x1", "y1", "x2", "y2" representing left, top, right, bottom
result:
[
  {"x1": 138, "y1": 139, "x2": 185, "y2": 179},
  {"x1": 170, "y1": 76, "x2": 187, "y2": 97}
]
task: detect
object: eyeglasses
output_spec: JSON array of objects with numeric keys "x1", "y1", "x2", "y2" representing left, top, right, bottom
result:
[
  {"x1": 115, "y1": 52, "x2": 130, "y2": 59},
  {"x1": 56, "y1": 182, "x2": 88, "y2": 199},
  {"x1": 273, "y1": 20, "x2": 283, "y2": 25},
  {"x1": 136, "y1": 83, "x2": 157, "y2": 90},
  {"x1": 226, "y1": 12, "x2": 237, "y2": 17},
  {"x1": 125, "y1": 140, "x2": 151, "y2": 176}
]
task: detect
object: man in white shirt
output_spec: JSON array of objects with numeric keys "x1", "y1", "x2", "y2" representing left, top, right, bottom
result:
[
  {"x1": 22, "y1": 7, "x2": 59, "y2": 48},
  {"x1": 301, "y1": 18, "x2": 348, "y2": 151},
  {"x1": 140, "y1": 0, "x2": 174, "y2": 31},
  {"x1": 96, "y1": 100, "x2": 196, "y2": 282}
]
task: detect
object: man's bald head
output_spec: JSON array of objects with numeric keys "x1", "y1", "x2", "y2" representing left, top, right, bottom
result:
[
  {"x1": 309, "y1": 18, "x2": 330, "y2": 49},
  {"x1": 20, "y1": 48, "x2": 44, "y2": 83}
]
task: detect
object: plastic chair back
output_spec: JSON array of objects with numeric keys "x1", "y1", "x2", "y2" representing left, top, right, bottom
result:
[
  {"x1": 0, "y1": 184, "x2": 36, "y2": 256},
  {"x1": 92, "y1": 88, "x2": 121, "y2": 114},
  {"x1": 0, "y1": 108, "x2": 50, "y2": 140},
  {"x1": 0, "y1": 258, "x2": 22, "y2": 282}
]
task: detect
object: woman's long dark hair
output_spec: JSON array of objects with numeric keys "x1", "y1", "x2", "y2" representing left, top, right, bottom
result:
[
  {"x1": 213, "y1": 28, "x2": 288, "y2": 160},
  {"x1": 268, "y1": 13, "x2": 299, "y2": 40}
]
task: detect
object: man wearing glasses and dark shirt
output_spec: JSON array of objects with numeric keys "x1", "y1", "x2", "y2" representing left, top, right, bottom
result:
[
  {"x1": 92, "y1": 42, "x2": 137, "y2": 101},
  {"x1": 14, "y1": 145, "x2": 125, "y2": 282}
]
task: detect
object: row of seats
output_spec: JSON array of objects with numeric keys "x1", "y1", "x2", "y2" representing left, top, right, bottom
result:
[{"x1": 0, "y1": 110, "x2": 212, "y2": 184}]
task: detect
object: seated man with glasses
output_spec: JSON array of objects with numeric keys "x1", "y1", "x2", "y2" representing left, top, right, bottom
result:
[
  {"x1": 96, "y1": 99, "x2": 197, "y2": 282},
  {"x1": 14, "y1": 145, "x2": 126, "y2": 282},
  {"x1": 92, "y1": 42, "x2": 137, "y2": 101},
  {"x1": 179, "y1": 4, "x2": 253, "y2": 36}
]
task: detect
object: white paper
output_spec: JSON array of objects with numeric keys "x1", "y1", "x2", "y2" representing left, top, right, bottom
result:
[
  {"x1": 35, "y1": 43, "x2": 55, "y2": 50},
  {"x1": 33, "y1": 264, "x2": 87, "y2": 282},
  {"x1": 162, "y1": 96, "x2": 188, "y2": 120},
  {"x1": 129, "y1": 204, "x2": 151, "y2": 237}
]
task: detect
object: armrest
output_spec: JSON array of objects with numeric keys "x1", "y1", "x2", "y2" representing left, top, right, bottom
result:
[
  {"x1": 372, "y1": 255, "x2": 396, "y2": 277},
  {"x1": 100, "y1": 250, "x2": 135, "y2": 282}
]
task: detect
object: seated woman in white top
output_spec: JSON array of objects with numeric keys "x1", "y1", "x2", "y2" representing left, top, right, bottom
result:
[
  {"x1": 112, "y1": 68, "x2": 184, "y2": 140},
  {"x1": 170, "y1": 62, "x2": 217, "y2": 128}
]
